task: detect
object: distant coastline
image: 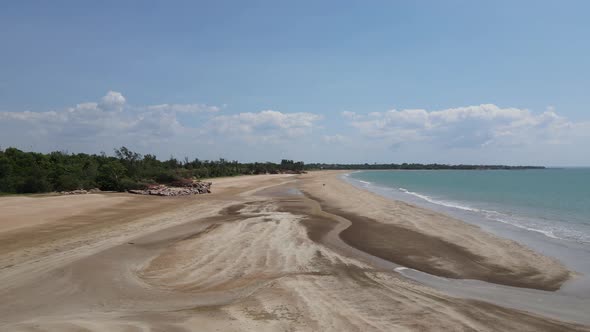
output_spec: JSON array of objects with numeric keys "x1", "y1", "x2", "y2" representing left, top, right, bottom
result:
[{"x1": 306, "y1": 163, "x2": 545, "y2": 170}]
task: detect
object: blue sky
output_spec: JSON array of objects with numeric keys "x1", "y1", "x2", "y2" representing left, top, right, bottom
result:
[{"x1": 1, "y1": 1, "x2": 589, "y2": 165}]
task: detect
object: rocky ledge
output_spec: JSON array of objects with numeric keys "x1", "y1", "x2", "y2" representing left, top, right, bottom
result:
[
  {"x1": 128, "y1": 182, "x2": 212, "y2": 196},
  {"x1": 60, "y1": 188, "x2": 101, "y2": 195}
]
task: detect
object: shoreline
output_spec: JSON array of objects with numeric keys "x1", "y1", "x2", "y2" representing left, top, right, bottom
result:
[
  {"x1": 313, "y1": 170, "x2": 590, "y2": 324},
  {"x1": 300, "y1": 171, "x2": 572, "y2": 291},
  {"x1": 340, "y1": 170, "x2": 590, "y2": 296}
]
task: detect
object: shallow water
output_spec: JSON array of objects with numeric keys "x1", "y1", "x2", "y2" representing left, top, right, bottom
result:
[{"x1": 349, "y1": 169, "x2": 590, "y2": 244}]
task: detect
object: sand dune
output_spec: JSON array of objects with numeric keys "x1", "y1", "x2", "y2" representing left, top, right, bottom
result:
[{"x1": 0, "y1": 172, "x2": 587, "y2": 331}]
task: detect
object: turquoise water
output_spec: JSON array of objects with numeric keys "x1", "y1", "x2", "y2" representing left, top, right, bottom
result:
[{"x1": 349, "y1": 169, "x2": 590, "y2": 244}]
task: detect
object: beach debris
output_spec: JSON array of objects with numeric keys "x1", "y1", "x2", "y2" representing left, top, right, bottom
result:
[
  {"x1": 279, "y1": 170, "x2": 307, "y2": 174},
  {"x1": 60, "y1": 189, "x2": 89, "y2": 195},
  {"x1": 128, "y1": 181, "x2": 212, "y2": 196},
  {"x1": 59, "y1": 188, "x2": 101, "y2": 195}
]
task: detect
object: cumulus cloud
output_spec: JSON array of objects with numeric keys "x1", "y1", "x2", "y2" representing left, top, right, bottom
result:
[
  {"x1": 0, "y1": 91, "x2": 218, "y2": 154},
  {"x1": 3, "y1": 92, "x2": 589, "y2": 164},
  {"x1": 0, "y1": 91, "x2": 325, "y2": 157},
  {"x1": 98, "y1": 91, "x2": 126, "y2": 111},
  {"x1": 206, "y1": 110, "x2": 322, "y2": 142},
  {"x1": 345, "y1": 104, "x2": 590, "y2": 149}
]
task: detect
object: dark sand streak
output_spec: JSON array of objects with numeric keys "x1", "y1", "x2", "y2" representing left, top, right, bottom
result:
[{"x1": 300, "y1": 190, "x2": 569, "y2": 291}]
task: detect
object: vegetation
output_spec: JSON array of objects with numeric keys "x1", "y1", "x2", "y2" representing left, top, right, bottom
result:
[
  {"x1": 0, "y1": 147, "x2": 305, "y2": 194},
  {"x1": 304, "y1": 163, "x2": 545, "y2": 170},
  {"x1": 0, "y1": 146, "x2": 544, "y2": 195}
]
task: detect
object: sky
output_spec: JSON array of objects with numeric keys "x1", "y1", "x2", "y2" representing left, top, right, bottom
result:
[{"x1": 1, "y1": 1, "x2": 589, "y2": 166}]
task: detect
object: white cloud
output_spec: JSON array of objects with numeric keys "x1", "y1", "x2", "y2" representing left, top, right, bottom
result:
[
  {"x1": 346, "y1": 104, "x2": 590, "y2": 149},
  {"x1": 98, "y1": 91, "x2": 126, "y2": 112},
  {"x1": 206, "y1": 110, "x2": 322, "y2": 142},
  {"x1": 0, "y1": 92, "x2": 325, "y2": 158},
  {"x1": 2, "y1": 92, "x2": 589, "y2": 164},
  {"x1": 0, "y1": 91, "x2": 217, "y2": 153},
  {"x1": 341, "y1": 111, "x2": 361, "y2": 120},
  {"x1": 147, "y1": 103, "x2": 221, "y2": 113}
]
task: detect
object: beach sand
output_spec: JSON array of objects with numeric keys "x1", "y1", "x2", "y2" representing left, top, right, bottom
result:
[{"x1": 0, "y1": 171, "x2": 587, "y2": 331}]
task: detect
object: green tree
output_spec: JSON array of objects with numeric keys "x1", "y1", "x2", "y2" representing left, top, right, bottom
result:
[{"x1": 97, "y1": 160, "x2": 126, "y2": 191}]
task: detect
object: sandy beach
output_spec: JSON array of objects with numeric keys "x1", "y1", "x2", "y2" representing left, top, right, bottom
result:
[{"x1": 0, "y1": 171, "x2": 587, "y2": 331}]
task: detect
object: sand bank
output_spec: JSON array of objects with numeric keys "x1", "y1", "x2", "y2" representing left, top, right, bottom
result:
[
  {"x1": 299, "y1": 171, "x2": 571, "y2": 291},
  {"x1": 0, "y1": 172, "x2": 586, "y2": 331}
]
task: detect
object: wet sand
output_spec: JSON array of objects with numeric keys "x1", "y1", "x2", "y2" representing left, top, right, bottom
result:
[
  {"x1": 0, "y1": 172, "x2": 587, "y2": 331},
  {"x1": 300, "y1": 171, "x2": 571, "y2": 291},
  {"x1": 308, "y1": 196, "x2": 569, "y2": 291}
]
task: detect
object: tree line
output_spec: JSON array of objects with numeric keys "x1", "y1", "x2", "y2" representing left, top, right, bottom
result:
[
  {"x1": 0, "y1": 146, "x2": 544, "y2": 194},
  {"x1": 0, "y1": 147, "x2": 305, "y2": 194}
]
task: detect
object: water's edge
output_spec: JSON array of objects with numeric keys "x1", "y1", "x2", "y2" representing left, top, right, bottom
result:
[{"x1": 336, "y1": 171, "x2": 590, "y2": 325}]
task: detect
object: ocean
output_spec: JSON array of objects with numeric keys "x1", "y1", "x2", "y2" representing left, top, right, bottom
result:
[{"x1": 347, "y1": 168, "x2": 590, "y2": 245}]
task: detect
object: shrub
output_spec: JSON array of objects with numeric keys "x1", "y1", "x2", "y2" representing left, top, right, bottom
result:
[
  {"x1": 55, "y1": 174, "x2": 82, "y2": 191},
  {"x1": 118, "y1": 178, "x2": 145, "y2": 191},
  {"x1": 154, "y1": 171, "x2": 182, "y2": 184},
  {"x1": 18, "y1": 176, "x2": 51, "y2": 193}
]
